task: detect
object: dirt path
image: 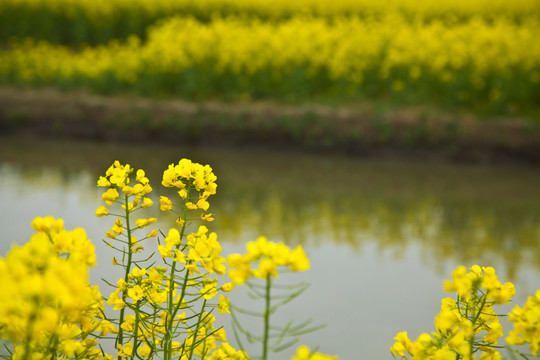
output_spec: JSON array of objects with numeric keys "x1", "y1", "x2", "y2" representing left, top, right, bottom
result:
[{"x1": 1, "y1": 87, "x2": 539, "y2": 164}]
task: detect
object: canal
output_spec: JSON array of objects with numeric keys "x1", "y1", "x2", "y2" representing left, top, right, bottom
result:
[{"x1": 1, "y1": 136, "x2": 539, "y2": 359}]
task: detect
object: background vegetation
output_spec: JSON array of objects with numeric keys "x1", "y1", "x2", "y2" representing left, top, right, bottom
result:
[{"x1": 0, "y1": 0, "x2": 539, "y2": 118}]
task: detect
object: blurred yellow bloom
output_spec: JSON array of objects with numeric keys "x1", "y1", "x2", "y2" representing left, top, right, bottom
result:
[
  {"x1": 107, "y1": 291, "x2": 126, "y2": 310},
  {"x1": 121, "y1": 202, "x2": 134, "y2": 211},
  {"x1": 197, "y1": 198, "x2": 210, "y2": 210},
  {"x1": 141, "y1": 197, "x2": 153, "y2": 208},
  {"x1": 507, "y1": 289, "x2": 540, "y2": 355},
  {"x1": 165, "y1": 228, "x2": 181, "y2": 247},
  {"x1": 174, "y1": 249, "x2": 186, "y2": 263},
  {"x1": 111, "y1": 217, "x2": 124, "y2": 234},
  {"x1": 292, "y1": 345, "x2": 338, "y2": 360},
  {"x1": 221, "y1": 282, "x2": 234, "y2": 292},
  {"x1": 201, "y1": 212, "x2": 214, "y2": 221},
  {"x1": 200, "y1": 283, "x2": 218, "y2": 300},
  {"x1": 218, "y1": 295, "x2": 230, "y2": 314},
  {"x1": 101, "y1": 188, "x2": 119, "y2": 205},
  {"x1": 0, "y1": 218, "x2": 103, "y2": 359},
  {"x1": 289, "y1": 245, "x2": 310, "y2": 271},
  {"x1": 95, "y1": 205, "x2": 109, "y2": 217},
  {"x1": 159, "y1": 196, "x2": 173, "y2": 211},
  {"x1": 178, "y1": 189, "x2": 188, "y2": 199},
  {"x1": 31, "y1": 216, "x2": 64, "y2": 233},
  {"x1": 138, "y1": 344, "x2": 152, "y2": 358},
  {"x1": 186, "y1": 202, "x2": 198, "y2": 210},
  {"x1": 128, "y1": 285, "x2": 144, "y2": 302},
  {"x1": 97, "y1": 176, "x2": 111, "y2": 187},
  {"x1": 122, "y1": 185, "x2": 134, "y2": 195},
  {"x1": 158, "y1": 244, "x2": 173, "y2": 258},
  {"x1": 253, "y1": 258, "x2": 278, "y2": 278},
  {"x1": 135, "y1": 217, "x2": 157, "y2": 228},
  {"x1": 118, "y1": 341, "x2": 133, "y2": 357},
  {"x1": 131, "y1": 267, "x2": 147, "y2": 278},
  {"x1": 136, "y1": 169, "x2": 149, "y2": 184}
]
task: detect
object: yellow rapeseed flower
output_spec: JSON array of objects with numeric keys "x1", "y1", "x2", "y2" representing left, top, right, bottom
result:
[
  {"x1": 218, "y1": 295, "x2": 230, "y2": 314},
  {"x1": 101, "y1": 188, "x2": 119, "y2": 205},
  {"x1": 141, "y1": 197, "x2": 153, "y2": 208},
  {"x1": 159, "y1": 195, "x2": 173, "y2": 211},
  {"x1": 95, "y1": 205, "x2": 109, "y2": 217},
  {"x1": 506, "y1": 289, "x2": 540, "y2": 356},
  {"x1": 292, "y1": 345, "x2": 339, "y2": 360}
]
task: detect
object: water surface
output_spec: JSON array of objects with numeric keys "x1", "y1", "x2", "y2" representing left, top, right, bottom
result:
[{"x1": 1, "y1": 137, "x2": 539, "y2": 359}]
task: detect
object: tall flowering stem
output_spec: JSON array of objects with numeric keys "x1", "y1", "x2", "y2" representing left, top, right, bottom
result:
[
  {"x1": 96, "y1": 159, "x2": 250, "y2": 360},
  {"x1": 227, "y1": 235, "x2": 323, "y2": 359},
  {"x1": 263, "y1": 275, "x2": 272, "y2": 360},
  {"x1": 97, "y1": 161, "x2": 153, "y2": 351},
  {"x1": 391, "y1": 265, "x2": 516, "y2": 360}
]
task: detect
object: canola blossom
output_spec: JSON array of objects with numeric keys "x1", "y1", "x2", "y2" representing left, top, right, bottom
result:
[
  {"x1": 224, "y1": 235, "x2": 318, "y2": 359},
  {"x1": 90, "y1": 158, "x2": 335, "y2": 360},
  {"x1": 0, "y1": 217, "x2": 109, "y2": 360},
  {"x1": 0, "y1": 8, "x2": 539, "y2": 114},
  {"x1": 227, "y1": 235, "x2": 310, "y2": 284},
  {"x1": 391, "y1": 265, "x2": 516, "y2": 360},
  {"x1": 292, "y1": 345, "x2": 339, "y2": 360},
  {"x1": 507, "y1": 290, "x2": 540, "y2": 356},
  {"x1": 95, "y1": 159, "x2": 234, "y2": 360},
  {"x1": 1, "y1": 0, "x2": 538, "y2": 46}
]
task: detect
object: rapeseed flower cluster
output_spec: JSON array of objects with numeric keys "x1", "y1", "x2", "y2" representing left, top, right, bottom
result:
[
  {"x1": 160, "y1": 158, "x2": 217, "y2": 223},
  {"x1": 227, "y1": 236, "x2": 310, "y2": 285},
  {"x1": 291, "y1": 345, "x2": 338, "y2": 360},
  {"x1": 507, "y1": 290, "x2": 540, "y2": 356},
  {"x1": 226, "y1": 236, "x2": 317, "y2": 359},
  {"x1": 391, "y1": 265, "x2": 515, "y2": 360},
  {"x1": 95, "y1": 159, "x2": 244, "y2": 360},
  {"x1": 0, "y1": 217, "x2": 109, "y2": 360}
]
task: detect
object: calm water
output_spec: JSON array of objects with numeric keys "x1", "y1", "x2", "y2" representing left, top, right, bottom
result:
[{"x1": 1, "y1": 136, "x2": 540, "y2": 360}]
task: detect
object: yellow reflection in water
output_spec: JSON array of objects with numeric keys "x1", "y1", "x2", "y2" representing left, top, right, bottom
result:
[
  {"x1": 1, "y1": 137, "x2": 540, "y2": 281},
  {"x1": 212, "y1": 190, "x2": 540, "y2": 279}
]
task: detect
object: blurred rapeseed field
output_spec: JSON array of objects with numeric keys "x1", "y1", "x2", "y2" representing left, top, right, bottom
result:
[{"x1": 0, "y1": 0, "x2": 539, "y2": 116}]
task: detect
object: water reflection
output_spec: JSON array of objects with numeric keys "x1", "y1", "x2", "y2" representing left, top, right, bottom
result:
[
  {"x1": 2, "y1": 137, "x2": 540, "y2": 281},
  {"x1": 1, "y1": 137, "x2": 540, "y2": 359}
]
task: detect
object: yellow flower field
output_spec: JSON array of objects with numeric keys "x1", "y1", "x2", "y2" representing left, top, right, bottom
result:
[{"x1": 0, "y1": 0, "x2": 539, "y2": 115}]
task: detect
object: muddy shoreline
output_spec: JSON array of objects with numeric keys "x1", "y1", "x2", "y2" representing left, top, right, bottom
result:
[{"x1": 1, "y1": 87, "x2": 539, "y2": 165}]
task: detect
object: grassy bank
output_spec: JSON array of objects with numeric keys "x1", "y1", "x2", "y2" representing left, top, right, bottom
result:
[{"x1": 1, "y1": 87, "x2": 539, "y2": 164}]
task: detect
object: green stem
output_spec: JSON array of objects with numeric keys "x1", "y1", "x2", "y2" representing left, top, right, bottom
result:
[
  {"x1": 22, "y1": 304, "x2": 38, "y2": 360},
  {"x1": 188, "y1": 299, "x2": 208, "y2": 360},
  {"x1": 164, "y1": 190, "x2": 190, "y2": 360},
  {"x1": 471, "y1": 295, "x2": 487, "y2": 325},
  {"x1": 131, "y1": 300, "x2": 141, "y2": 360},
  {"x1": 170, "y1": 264, "x2": 191, "y2": 325},
  {"x1": 163, "y1": 264, "x2": 190, "y2": 360},
  {"x1": 49, "y1": 336, "x2": 59, "y2": 360},
  {"x1": 263, "y1": 275, "x2": 272, "y2": 360},
  {"x1": 118, "y1": 193, "x2": 134, "y2": 353}
]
